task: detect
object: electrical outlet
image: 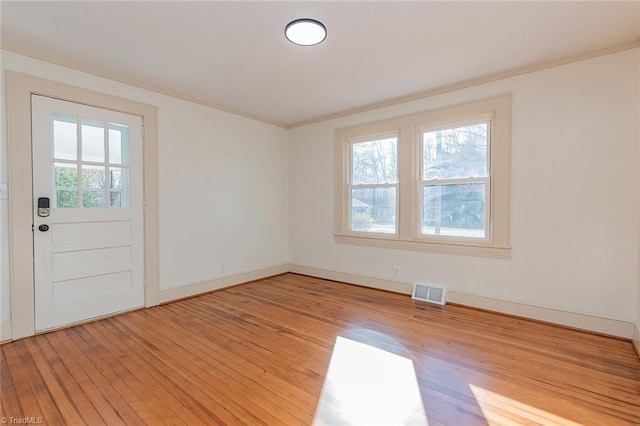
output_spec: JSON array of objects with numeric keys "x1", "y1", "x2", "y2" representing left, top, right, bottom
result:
[
  {"x1": 392, "y1": 266, "x2": 399, "y2": 278},
  {"x1": 219, "y1": 262, "x2": 225, "y2": 274}
]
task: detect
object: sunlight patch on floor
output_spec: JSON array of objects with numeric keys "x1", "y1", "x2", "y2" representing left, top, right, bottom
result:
[
  {"x1": 469, "y1": 384, "x2": 581, "y2": 426},
  {"x1": 313, "y1": 334, "x2": 428, "y2": 426}
]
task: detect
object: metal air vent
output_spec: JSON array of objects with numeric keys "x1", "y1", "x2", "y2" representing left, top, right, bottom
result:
[{"x1": 412, "y1": 282, "x2": 447, "y2": 305}]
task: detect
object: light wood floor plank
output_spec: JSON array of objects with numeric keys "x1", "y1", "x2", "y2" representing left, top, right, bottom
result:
[
  {"x1": 0, "y1": 345, "x2": 23, "y2": 420},
  {"x1": 1, "y1": 273, "x2": 639, "y2": 425},
  {"x1": 154, "y1": 301, "x2": 319, "y2": 419},
  {"x1": 130, "y1": 307, "x2": 306, "y2": 425},
  {"x1": 113, "y1": 312, "x2": 270, "y2": 425},
  {"x1": 33, "y1": 333, "x2": 104, "y2": 425},
  {"x1": 83, "y1": 321, "x2": 191, "y2": 425},
  {"x1": 97, "y1": 318, "x2": 229, "y2": 425},
  {"x1": 23, "y1": 337, "x2": 85, "y2": 424}
]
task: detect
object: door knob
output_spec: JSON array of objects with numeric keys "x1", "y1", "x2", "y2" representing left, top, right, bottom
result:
[{"x1": 38, "y1": 224, "x2": 49, "y2": 232}]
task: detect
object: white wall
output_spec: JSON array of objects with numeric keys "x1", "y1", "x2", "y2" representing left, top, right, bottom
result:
[
  {"x1": 290, "y1": 49, "x2": 639, "y2": 329},
  {"x1": 0, "y1": 50, "x2": 290, "y2": 327}
]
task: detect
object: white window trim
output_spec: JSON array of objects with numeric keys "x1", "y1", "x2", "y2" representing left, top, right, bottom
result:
[{"x1": 334, "y1": 95, "x2": 512, "y2": 259}]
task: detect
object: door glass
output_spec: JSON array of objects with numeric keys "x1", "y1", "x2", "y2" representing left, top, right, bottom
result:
[
  {"x1": 81, "y1": 119, "x2": 105, "y2": 163},
  {"x1": 53, "y1": 114, "x2": 77, "y2": 161},
  {"x1": 50, "y1": 115, "x2": 131, "y2": 209},
  {"x1": 82, "y1": 165, "x2": 106, "y2": 208},
  {"x1": 54, "y1": 162, "x2": 78, "y2": 208},
  {"x1": 109, "y1": 167, "x2": 130, "y2": 207},
  {"x1": 109, "y1": 123, "x2": 130, "y2": 165}
]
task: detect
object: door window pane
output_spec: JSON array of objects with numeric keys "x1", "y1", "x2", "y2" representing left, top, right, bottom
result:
[
  {"x1": 53, "y1": 163, "x2": 78, "y2": 208},
  {"x1": 83, "y1": 190, "x2": 105, "y2": 208},
  {"x1": 351, "y1": 187, "x2": 396, "y2": 234},
  {"x1": 56, "y1": 190, "x2": 78, "y2": 208},
  {"x1": 422, "y1": 183, "x2": 485, "y2": 238},
  {"x1": 54, "y1": 163, "x2": 77, "y2": 188},
  {"x1": 351, "y1": 138, "x2": 398, "y2": 184},
  {"x1": 53, "y1": 114, "x2": 77, "y2": 161},
  {"x1": 109, "y1": 123, "x2": 130, "y2": 165},
  {"x1": 422, "y1": 123, "x2": 488, "y2": 180},
  {"x1": 109, "y1": 191, "x2": 122, "y2": 208},
  {"x1": 82, "y1": 165, "x2": 106, "y2": 208},
  {"x1": 81, "y1": 119, "x2": 105, "y2": 162},
  {"x1": 109, "y1": 167, "x2": 130, "y2": 208},
  {"x1": 82, "y1": 165, "x2": 105, "y2": 189}
]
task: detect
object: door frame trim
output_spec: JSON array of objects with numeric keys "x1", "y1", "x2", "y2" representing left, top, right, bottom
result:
[{"x1": 6, "y1": 71, "x2": 160, "y2": 339}]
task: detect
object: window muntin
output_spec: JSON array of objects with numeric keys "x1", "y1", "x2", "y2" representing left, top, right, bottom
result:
[
  {"x1": 51, "y1": 113, "x2": 131, "y2": 209},
  {"x1": 349, "y1": 136, "x2": 398, "y2": 235},
  {"x1": 419, "y1": 121, "x2": 490, "y2": 240}
]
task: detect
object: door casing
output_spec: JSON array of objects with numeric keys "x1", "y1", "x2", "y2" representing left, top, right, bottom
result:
[{"x1": 6, "y1": 71, "x2": 159, "y2": 340}]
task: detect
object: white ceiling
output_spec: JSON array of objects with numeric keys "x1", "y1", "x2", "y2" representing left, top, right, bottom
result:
[{"x1": 2, "y1": 1, "x2": 639, "y2": 127}]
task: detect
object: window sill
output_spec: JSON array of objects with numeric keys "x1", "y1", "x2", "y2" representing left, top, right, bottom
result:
[{"x1": 334, "y1": 234, "x2": 511, "y2": 259}]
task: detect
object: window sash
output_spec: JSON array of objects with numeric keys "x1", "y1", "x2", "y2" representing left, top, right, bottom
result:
[
  {"x1": 349, "y1": 135, "x2": 399, "y2": 186},
  {"x1": 419, "y1": 119, "x2": 491, "y2": 181},
  {"x1": 417, "y1": 177, "x2": 490, "y2": 242},
  {"x1": 348, "y1": 183, "x2": 399, "y2": 236}
]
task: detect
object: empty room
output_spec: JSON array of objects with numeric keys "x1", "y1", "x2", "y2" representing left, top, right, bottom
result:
[{"x1": 1, "y1": 1, "x2": 639, "y2": 425}]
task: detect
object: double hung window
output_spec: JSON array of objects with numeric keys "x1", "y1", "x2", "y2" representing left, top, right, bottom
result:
[
  {"x1": 419, "y1": 120, "x2": 489, "y2": 240},
  {"x1": 349, "y1": 135, "x2": 398, "y2": 235},
  {"x1": 335, "y1": 95, "x2": 511, "y2": 258}
]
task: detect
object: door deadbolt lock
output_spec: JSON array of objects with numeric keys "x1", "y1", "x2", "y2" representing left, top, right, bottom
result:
[
  {"x1": 38, "y1": 224, "x2": 49, "y2": 232},
  {"x1": 37, "y1": 197, "x2": 50, "y2": 217}
]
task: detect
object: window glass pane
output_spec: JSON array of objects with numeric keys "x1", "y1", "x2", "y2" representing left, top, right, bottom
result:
[
  {"x1": 83, "y1": 190, "x2": 105, "y2": 208},
  {"x1": 82, "y1": 165, "x2": 105, "y2": 208},
  {"x1": 351, "y1": 187, "x2": 396, "y2": 234},
  {"x1": 82, "y1": 165, "x2": 105, "y2": 189},
  {"x1": 109, "y1": 191, "x2": 122, "y2": 208},
  {"x1": 56, "y1": 190, "x2": 77, "y2": 208},
  {"x1": 53, "y1": 114, "x2": 77, "y2": 161},
  {"x1": 109, "y1": 167, "x2": 130, "y2": 208},
  {"x1": 422, "y1": 183, "x2": 485, "y2": 238},
  {"x1": 54, "y1": 163, "x2": 77, "y2": 188},
  {"x1": 422, "y1": 123, "x2": 488, "y2": 180},
  {"x1": 351, "y1": 137, "x2": 398, "y2": 184},
  {"x1": 81, "y1": 119, "x2": 105, "y2": 162},
  {"x1": 109, "y1": 123, "x2": 130, "y2": 165}
]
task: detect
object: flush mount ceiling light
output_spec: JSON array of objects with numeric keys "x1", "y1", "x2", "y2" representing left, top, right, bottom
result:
[{"x1": 285, "y1": 18, "x2": 327, "y2": 46}]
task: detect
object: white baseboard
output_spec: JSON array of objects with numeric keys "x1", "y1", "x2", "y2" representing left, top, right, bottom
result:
[
  {"x1": 1, "y1": 321, "x2": 12, "y2": 343},
  {"x1": 448, "y1": 290, "x2": 633, "y2": 339},
  {"x1": 290, "y1": 264, "x2": 634, "y2": 339},
  {"x1": 633, "y1": 322, "x2": 640, "y2": 359},
  {"x1": 289, "y1": 264, "x2": 413, "y2": 295},
  {"x1": 159, "y1": 264, "x2": 289, "y2": 304}
]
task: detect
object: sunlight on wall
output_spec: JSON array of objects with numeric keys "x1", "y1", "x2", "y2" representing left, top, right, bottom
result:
[
  {"x1": 313, "y1": 334, "x2": 428, "y2": 425},
  {"x1": 469, "y1": 384, "x2": 580, "y2": 425}
]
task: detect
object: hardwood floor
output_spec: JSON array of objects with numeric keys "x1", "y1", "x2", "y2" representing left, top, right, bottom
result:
[{"x1": 1, "y1": 273, "x2": 639, "y2": 425}]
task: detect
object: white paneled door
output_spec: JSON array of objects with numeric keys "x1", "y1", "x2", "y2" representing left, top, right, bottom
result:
[{"x1": 31, "y1": 95, "x2": 144, "y2": 331}]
